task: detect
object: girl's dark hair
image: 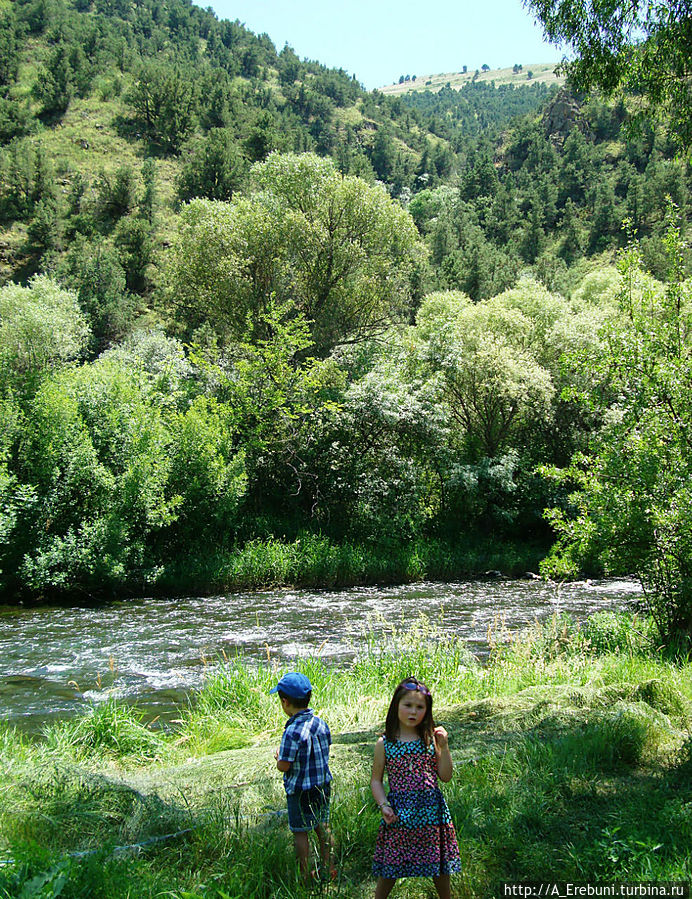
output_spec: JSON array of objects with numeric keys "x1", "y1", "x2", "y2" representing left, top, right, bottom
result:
[{"x1": 384, "y1": 677, "x2": 434, "y2": 745}]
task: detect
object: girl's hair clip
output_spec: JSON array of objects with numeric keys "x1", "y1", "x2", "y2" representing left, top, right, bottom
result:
[{"x1": 403, "y1": 680, "x2": 430, "y2": 695}]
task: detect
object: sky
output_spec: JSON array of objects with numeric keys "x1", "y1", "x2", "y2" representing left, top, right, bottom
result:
[{"x1": 202, "y1": 0, "x2": 568, "y2": 90}]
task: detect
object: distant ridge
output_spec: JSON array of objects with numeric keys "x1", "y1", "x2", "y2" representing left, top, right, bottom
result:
[{"x1": 380, "y1": 62, "x2": 564, "y2": 94}]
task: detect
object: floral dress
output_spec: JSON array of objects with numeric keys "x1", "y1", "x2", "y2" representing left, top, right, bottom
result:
[{"x1": 372, "y1": 737, "x2": 462, "y2": 878}]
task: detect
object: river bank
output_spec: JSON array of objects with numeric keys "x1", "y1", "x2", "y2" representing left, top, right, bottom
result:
[
  {"x1": 160, "y1": 535, "x2": 551, "y2": 595},
  {"x1": 1, "y1": 536, "x2": 551, "y2": 606},
  {"x1": 1, "y1": 613, "x2": 690, "y2": 898}
]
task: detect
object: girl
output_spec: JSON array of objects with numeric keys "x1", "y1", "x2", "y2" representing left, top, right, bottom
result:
[{"x1": 371, "y1": 677, "x2": 461, "y2": 899}]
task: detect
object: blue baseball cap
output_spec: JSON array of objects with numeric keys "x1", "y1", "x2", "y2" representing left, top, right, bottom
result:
[{"x1": 269, "y1": 671, "x2": 312, "y2": 700}]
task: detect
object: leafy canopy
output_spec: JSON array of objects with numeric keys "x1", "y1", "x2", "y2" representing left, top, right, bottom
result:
[
  {"x1": 163, "y1": 152, "x2": 426, "y2": 355},
  {"x1": 526, "y1": 0, "x2": 692, "y2": 149},
  {"x1": 542, "y1": 216, "x2": 692, "y2": 642},
  {"x1": 0, "y1": 276, "x2": 89, "y2": 394}
]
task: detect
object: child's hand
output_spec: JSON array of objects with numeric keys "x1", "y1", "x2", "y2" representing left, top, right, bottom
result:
[
  {"x1": 274, "y1": 748, "x2": 279, "y2": 760},
  {"x1": 434, "y1": 726, "x2": 449, "y2": 747},
  {"x1": 380, "y1": 803, "x2": 398, "y2": 825}
]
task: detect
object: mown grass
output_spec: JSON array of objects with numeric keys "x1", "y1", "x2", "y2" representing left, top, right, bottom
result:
[{"x1": 1, "y1": 612, "x2": 690, "y2": 898}]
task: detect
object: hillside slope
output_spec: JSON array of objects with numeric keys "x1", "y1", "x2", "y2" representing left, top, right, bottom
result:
[{"x1": 381, "y1": 61, "x2": 564, "y2": 94}]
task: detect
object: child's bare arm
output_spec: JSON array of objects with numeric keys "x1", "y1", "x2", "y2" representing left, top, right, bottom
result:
[
  {"x1": 434, "y1": 726, "x2": 453, "y2": 782},
  {"x1": 371, "y1": 738, "x2": 397, "y2": 824},
  {"x1": 274, "y1": 747, "x2": 292, "y2": 772}
]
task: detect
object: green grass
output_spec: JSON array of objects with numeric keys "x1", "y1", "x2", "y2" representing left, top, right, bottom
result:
[
  {"x1": 1, "y1": 613, "x2": 690, "y2": 898},
  {"x1": 158, "y1": 534, "x2": 548, "y2": 596}
]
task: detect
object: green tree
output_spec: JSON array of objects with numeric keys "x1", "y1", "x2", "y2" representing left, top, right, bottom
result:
[
  {"x1": 525, "y1": 0, "x2": 692, "y2": 149},
  {"x1": 243, "y1": 110, "x2": 280, "y2": 162},
  {"x1": 26, "y1": 195, "x2": 60, "y2": 259},
  {"x1": 277, "y1": 44, "x2": 301, "y2": 86},
  {"x1": 0, "y1": 10, "x2": 21, "y2": 88},
  {"x1": 416, "y1": 290, "x2": 555, "y2": 460},
  {"x1": 177, "y1": 130, "x2": 248, "y2": 203},
  {"x1": 0, "y1": 96, "x2": 35, "y2": 144},
  {"x1": 0, "y1": 276, "x2": 89, "y2": 396},
  {"x1": 113, "y1": 215, "x2": 153, "y2": 294},
  {"x1": 518, "y1": 199, "x2": 546, "y2": 263},
  {"x1": 102, "y1": 329, "x2": 194, "y2": 412},
  {"x1": 557, "y1": 199, "x2": 584, "y2": 264},
  {"x1": 313, "y1": 349, "x2": 443, "y2": 540},
  {"x1": 17, "y1": 360, "x2": 178, "y2": 596},
  {"x1": 542, "y1": 221, "x2": 692, "y2": 643},
  {"x1": 0, "y1": 141, "x2": 33, "y2": 220},
  {"x1": 166, "y1": 396, "x2": 246, "y2": 547},
  {"x1": 126, "y1": 62, "x2": 196, "y2": 153},
  {"x1": 588, "y1": 179, "x2": 621, "y2": 252},
  {"x1": 163, "y1": 153, "x2": 426, "y2": 355},
  {"x1": 32, "y1": 44, "x2": 73, "y2": 117},
  {"x1": 140, "y1": 157, "x2": 157, "y2": 225},
  {"x1": 440, "y1": 232, "x2": 518, "y2": 301},
  {"x1": 55, "y1": 236, "x2": 136, "y2": 351},
  {"x1": 370, "y1": 127, "x2": 397, "y2": 182},
  {"x1": 94, "y1": 165, "x2": 137, "y2": 229},
  {"x1": 193, "y1": 298, "x2": 340, "y2": 520}
]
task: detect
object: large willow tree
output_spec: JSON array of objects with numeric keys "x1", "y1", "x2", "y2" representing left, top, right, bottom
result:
[{"x1": 162, "y1": 152, "x2": 427, "y2": 355}]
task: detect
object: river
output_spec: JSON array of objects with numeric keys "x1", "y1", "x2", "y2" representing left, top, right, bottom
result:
[{"x1": 0, "y1": 578, "x2": 642, "y2": 731}]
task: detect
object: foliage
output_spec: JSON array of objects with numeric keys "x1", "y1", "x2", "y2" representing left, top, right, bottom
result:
[
  {"x1": 15, "y1": 359, "x2": 178, "y2": 595},
  {"x1": 526, "y1": 0, "x2": 692, "y2": 150},
  {"x1": 2, "y1": 346, "x2": 252, "y2": 596},
  {"x1": 0, "y1": 0, "x2": 690, "y2": 608},
  {"x1": 126, "y1": 61, "x2": 197, "y2": 153},
  {"x1": 542, "y1": 217, "x2": 692, "y2": 642},
  {"x1": 0, "y1": 277, "x2": 89, "y2": 395},
  {"x1": 101, "y1": 329, "x2": 194, "y2": 408},
  {"x1": 163, "y1": 153, "x2": 426, "y2": 354},
  {"x1": 94, "y1": 166, "x2": 138, "y2": 229},
  {"x1": 166, "y1": 396, "x2": 246, "y2": 548},
  {"x1": 113, "y1": 215, "x2": 153, "y2": 293},
  {"x1": 54, "y1": 237, "x2": 137, "y2": 351},
  {"x1": 311, "y1": 347, "x2": 445, "y2": 540},
  {"x1": 417, "y1": 289, "x2": 555, "y2": 459},
  {"x1": 176, "y1": 129, "x2": 248, "y2": 203}
]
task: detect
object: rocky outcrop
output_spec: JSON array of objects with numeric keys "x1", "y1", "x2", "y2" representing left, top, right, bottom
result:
[{"x1": 543, "y1": 87, "x2": 584, "y2": 148}]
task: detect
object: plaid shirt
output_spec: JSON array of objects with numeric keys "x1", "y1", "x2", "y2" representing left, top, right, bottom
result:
[{"x1": 278, "y1": 708, "x2": 332, "y2": 795}]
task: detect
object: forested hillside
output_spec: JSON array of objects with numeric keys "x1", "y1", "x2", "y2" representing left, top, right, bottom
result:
[{"x1": 1, "y1": 0, "x2": 691, "y2": 640}]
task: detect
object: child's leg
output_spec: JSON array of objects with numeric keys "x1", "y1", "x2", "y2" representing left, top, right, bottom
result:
[
  {"x1": 293, "y1": 831, "x2": 310, "y2": 878},
  {"x1": 314, "y1": 822, "x2": 334, "y2": 874},
  {"x1": 375, "y1": 877, "x2": 396, "y2": 899},
  {"x1": 433, "y1": 873, "x2": 451, "y2": 899}
]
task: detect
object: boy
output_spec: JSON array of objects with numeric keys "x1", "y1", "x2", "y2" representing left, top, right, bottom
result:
[{"x1": 270, "y1": 671, "x2": 335, "y2": 881}]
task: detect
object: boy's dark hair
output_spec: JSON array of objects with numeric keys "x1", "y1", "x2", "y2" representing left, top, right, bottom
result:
[
  {"x1": 384, "y1": 677, "x2": 434, "y2": 746},
  {"x1": 278, "y1": 689, "x2": 311, "y2": 709}
]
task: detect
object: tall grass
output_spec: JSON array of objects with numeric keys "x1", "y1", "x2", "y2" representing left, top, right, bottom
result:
[
  {"x1": 160, "y1": 534, "x2": 548, "y2": 594},
  {"x1": 1, "y1": 612, "x2": 690, "y2": 898}
]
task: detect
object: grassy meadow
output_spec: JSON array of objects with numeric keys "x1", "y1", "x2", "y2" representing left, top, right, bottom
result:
[
  {"x1": 1, "y1": 613, "x2": 690, "y2": 898},
  {"x1": 379, "y1": 63, "x2": 564, "y2": 94}
]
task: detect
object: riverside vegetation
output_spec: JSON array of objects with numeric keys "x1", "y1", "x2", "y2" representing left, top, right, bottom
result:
[
  {"x1": 1, "y1": 0, "x2": 692, "y2": 647},
  {"x1": 0, "y1": 612, "x2": 690, "y2": 897},
  {"x1": 1, "y1": 3, "x2": 691, "y2": 895}
]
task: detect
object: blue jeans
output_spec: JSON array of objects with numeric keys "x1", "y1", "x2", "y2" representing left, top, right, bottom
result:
[{"x1": 286, "y1": 783, "x2": 331, "y2": 833}]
